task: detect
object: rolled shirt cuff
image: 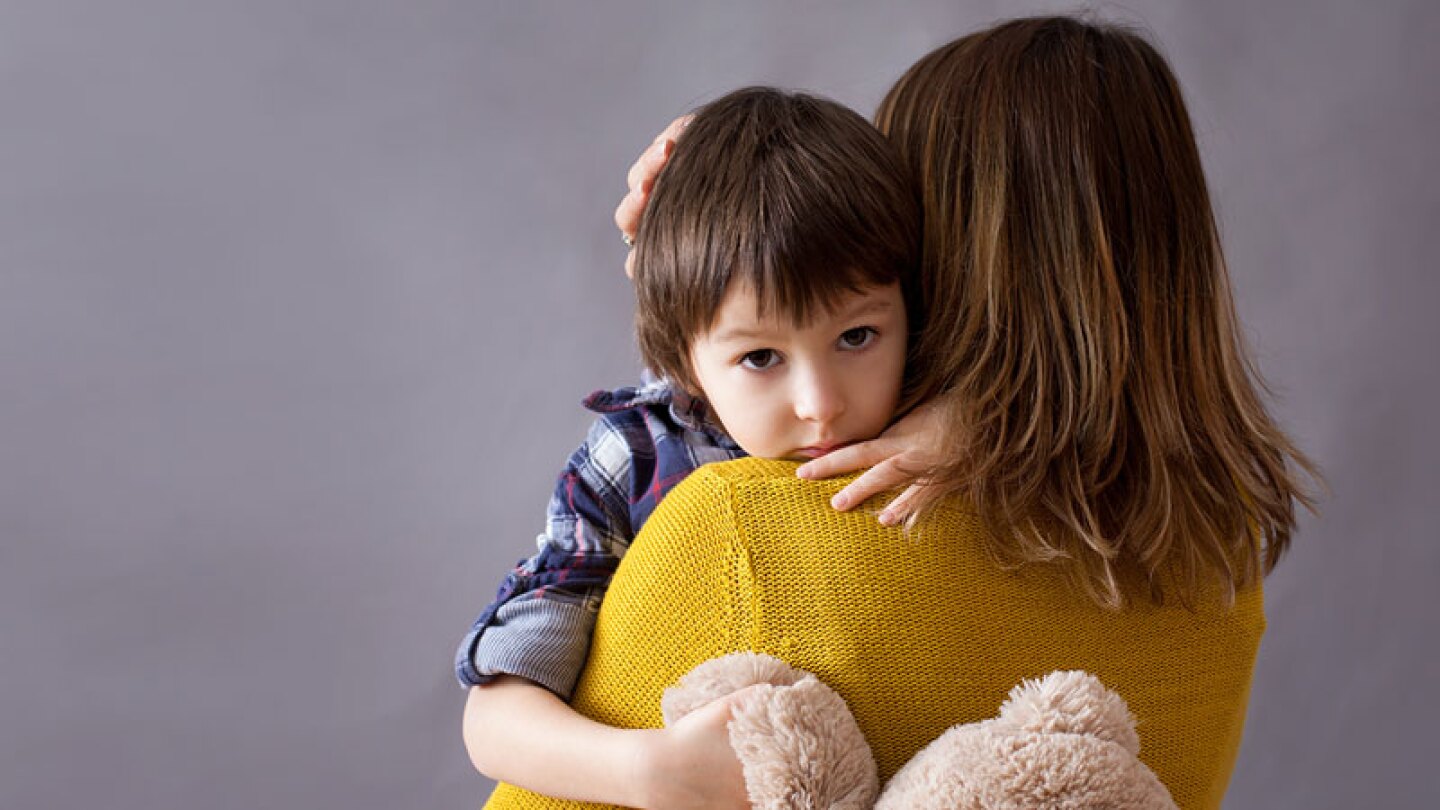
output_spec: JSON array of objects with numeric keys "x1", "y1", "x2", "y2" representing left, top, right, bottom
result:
[{"x1": 463, "y1": 597, "x2": 598, "y2": 700}]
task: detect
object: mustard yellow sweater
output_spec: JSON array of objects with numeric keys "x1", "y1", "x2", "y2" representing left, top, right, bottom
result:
[{"x1": 484, "y1": 458, "x2": 1264, "y2": 810}]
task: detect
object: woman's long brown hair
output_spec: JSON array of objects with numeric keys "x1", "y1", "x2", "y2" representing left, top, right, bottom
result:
[{"x1": 877, "y1": 16, "x2": 1319, "y2": 608}]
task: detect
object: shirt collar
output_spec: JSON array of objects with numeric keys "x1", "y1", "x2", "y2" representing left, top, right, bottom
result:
[{"x1": 582, "y1": 371, "x2": 739, "y2": 450}]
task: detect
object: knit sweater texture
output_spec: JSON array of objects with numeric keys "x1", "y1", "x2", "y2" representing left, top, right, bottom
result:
[{"x1": 481, "y1": 457, "x2": 1264, "y2": 810}]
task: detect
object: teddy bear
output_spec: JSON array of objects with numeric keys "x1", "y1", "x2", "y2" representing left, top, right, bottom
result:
[{"x1": 660, "y1": 652, "x2": 1178, "y2": 810}]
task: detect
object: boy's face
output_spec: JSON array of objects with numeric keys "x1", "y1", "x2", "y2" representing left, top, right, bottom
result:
[{"x1": 688, "y1": 280, "x2": 907, "y2": 461}]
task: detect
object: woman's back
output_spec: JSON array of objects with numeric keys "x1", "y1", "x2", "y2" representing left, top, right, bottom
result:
[{"x1": 484, "y1": 458, "x2": 1263, "y2": 810}]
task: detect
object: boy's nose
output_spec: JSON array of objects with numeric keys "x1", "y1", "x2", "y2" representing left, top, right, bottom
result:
[{"x1": 792, "y1": 370, "x2": 846, "y2": 424}]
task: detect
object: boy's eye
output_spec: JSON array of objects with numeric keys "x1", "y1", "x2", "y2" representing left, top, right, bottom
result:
[
  {"x1": 739, "y1": 349, "x2": 780, "y2": 371},
  {"x1": 838, "y1": 327, "x2": 877, "y2": 350}
]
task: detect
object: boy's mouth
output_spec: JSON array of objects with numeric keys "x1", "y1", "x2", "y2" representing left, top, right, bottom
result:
[{"x1": 793, "y1": 442, "x2": 851, "y2": 459}]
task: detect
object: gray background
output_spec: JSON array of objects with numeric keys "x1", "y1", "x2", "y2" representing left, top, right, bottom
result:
[{"x1": 2, "y1": 1, "x2": 1436, "y2": 808}]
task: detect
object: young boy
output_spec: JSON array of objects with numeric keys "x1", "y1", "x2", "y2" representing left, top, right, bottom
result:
[{"x1": 456, "y1": 88, "x2": 921, "y2": 781}]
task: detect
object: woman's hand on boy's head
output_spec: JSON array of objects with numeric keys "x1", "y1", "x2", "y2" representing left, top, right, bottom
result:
[
  {"x1": 795, "y1": 400, "x2": 946, "y2": 524},
  {"x1": 617, "y1": 115, "x2": 691, "y2": 278}
]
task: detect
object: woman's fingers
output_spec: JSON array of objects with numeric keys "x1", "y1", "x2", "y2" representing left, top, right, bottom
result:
[
  {"x1": 656, "y1": 113, "x2": 693, "y2": 150},
  {"x1": 626, "y1": 138, "x2": 667, "y2": 195},
  {"x1": 616, "y1": 118, "x2": 690, "y2": 279},
  {"x1": 795, "y1": 439, "x2": 892, "y2": 481},
  {"x1": 828, "y1": 456, "x2": 918, "y2": 512},
  {"x1": 618, "y1": 142, "x2": 667, "y2": 235},
  {"x1": 616, "y1": 185, "x2": 642, "y2": 279},
  {"x1": 796, "y1": 399, "x2": 947, "y2": 518},
  {"x1": 616, "y1": 142, "x2": 669, "y2": 279},
  {"x1": 878, "y1": 482, "x2": 927, "y2": 526},
  {"x1": 627, "y1": 116, "x2": 688, "y2": 196},
  {"x1": 615, "y1": 189, "x2": 647, "y2": 240}
]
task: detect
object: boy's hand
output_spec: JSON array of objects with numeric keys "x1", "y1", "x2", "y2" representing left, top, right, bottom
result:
[
  {"x1": 795, "y1": 400, "x2": 946, "y2": 525},
  {"x1": 616, "y1": 115, "x2": 691, "y2": 278},
  {"x1": 637, "y1": 685, "x2": 755, "y2": 810}
]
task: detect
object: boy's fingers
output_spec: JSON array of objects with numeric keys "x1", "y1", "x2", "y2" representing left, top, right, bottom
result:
[
  {"x1": 686, "y1": 682, "x2": 766, "y2": 725},
  {"x1": 829, "y1": 457, "x2": 916, "y2": 512},
  {"x1": 724, "y1": 682, "x2": 769, "y2": 711}
]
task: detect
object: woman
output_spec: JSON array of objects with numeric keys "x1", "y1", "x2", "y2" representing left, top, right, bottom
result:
[{"x1": 469, "y1": 16, "x2": 1317, "y2": 810}]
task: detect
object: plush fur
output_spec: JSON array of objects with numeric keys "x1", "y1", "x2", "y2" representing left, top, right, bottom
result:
[
  {"x1": 662, "y1": 654, "x2": 1177, "y2": 810},
  {"x1": 663, "y1": 652, "x2": 879, "y2": 810}
]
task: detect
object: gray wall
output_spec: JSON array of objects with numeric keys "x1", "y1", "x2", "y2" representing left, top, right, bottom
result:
[{"x1": 2, "y1": 1, "x2": 1435, "y2": 807}]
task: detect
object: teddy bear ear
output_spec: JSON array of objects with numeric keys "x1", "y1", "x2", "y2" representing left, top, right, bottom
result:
[
  {"x1": 661, "y1": 652, "x2": 810, "y2": 724},
  {"x1": 997, "y1": 670, "x2": 1142, "y2": 756}
]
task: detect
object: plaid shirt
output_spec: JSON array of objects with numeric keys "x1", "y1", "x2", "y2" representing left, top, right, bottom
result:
[{"x1": 454, "y1": 376, "x2": 745, "y2": 698}]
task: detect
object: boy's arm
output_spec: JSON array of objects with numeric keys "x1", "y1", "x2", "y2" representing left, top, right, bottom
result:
[
  {"x1": 462, "y1": 462, "x2": 755, "y2": 809},
  {"x1": 455, "y1": 416, "x2": 639, "y2": 698},
  {"x1": 462, "y1": 676, "x2": 650, "y2": 806},
  {"x1": 456, "y1": 388, "x2": 741, "y2": 699},
  {"x1": 462, "y1": 677, "x2": 750, "y2": 810}
]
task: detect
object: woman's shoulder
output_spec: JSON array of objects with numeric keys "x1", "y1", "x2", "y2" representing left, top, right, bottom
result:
[
  {"x1": 678, "y1": 457, "x2": 863, "y2": 515},
  {"x1": 672, "y1": 456, "x2": 979, "y2": 522},
  {"x1": 663, "y1": 458, "x2": 808, "y2": 510},
  {"x1": 692, "y1": 456, "x2": 799, "y2": 481},
  {"x1": 647, "y1": 458, "x2": 804, "y2": 531}
]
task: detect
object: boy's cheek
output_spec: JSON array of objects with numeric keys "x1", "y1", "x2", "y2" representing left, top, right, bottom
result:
[{"x1": 715, "y1": 409, "x2": 789, "y2": 460}]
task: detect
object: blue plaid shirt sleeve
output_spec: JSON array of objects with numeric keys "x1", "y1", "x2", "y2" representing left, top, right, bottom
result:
[{"x1": 454, "y1": 379, "x2": 743, "y2": 699}]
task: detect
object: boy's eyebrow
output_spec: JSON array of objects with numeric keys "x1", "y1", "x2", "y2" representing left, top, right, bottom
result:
[
  {"x1": 709, "y1": 325, "x2": 774, "y2": 343},
  {"x1": 839, "y1": 297, "x2": 897, "y2": 320}
]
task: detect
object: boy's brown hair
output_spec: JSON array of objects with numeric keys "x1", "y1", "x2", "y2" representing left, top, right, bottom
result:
[
  {"x1": 876, "y1": 16, "x2": 1320, "y2": 608},
  {"x1": 632, "y1": 87, "x2": 922, "y2": 398}
]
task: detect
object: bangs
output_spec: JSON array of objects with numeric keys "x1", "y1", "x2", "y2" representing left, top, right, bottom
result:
[{"x1": 712, "y1": 193, "x2": 909, "y2": 330}]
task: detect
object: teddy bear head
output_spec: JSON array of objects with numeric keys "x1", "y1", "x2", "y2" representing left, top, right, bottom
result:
[{"x1": 874, "y1": 670, "x2": 1176, "y2": 810}]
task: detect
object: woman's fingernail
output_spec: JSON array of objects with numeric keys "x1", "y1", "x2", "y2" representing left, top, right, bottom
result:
[
  {"x1": 831, "y1": 494, "x2": 848, "y2": 510},
  {"x1": 878, "y1": 509, "x2": 897, "y2": 526}
]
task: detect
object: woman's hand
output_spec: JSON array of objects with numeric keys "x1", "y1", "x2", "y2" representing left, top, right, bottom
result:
[
  {"x1": 616, "y1": 115, "x2": 691, "y2": 278},
  {"x1": 796, "y1": 400, "x2": 947, "y2": 525},
  {"x1": 635, "y1": 687, "x2": 755, "y2": 810}
]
